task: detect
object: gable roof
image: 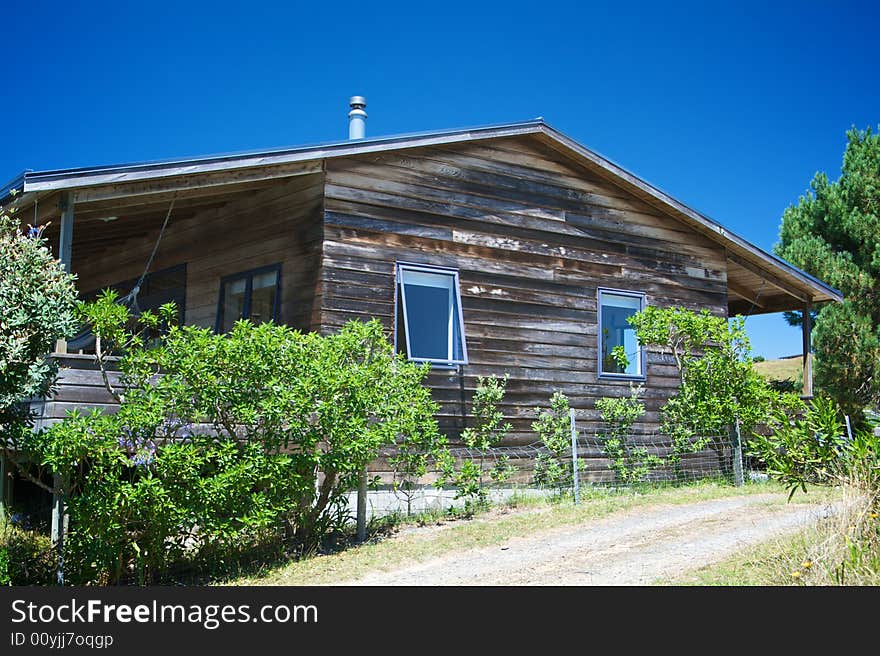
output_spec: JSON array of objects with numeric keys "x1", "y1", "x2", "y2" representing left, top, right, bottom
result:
[{"x1": 0, "y1": 119, "x2": 842, "y2": 308}]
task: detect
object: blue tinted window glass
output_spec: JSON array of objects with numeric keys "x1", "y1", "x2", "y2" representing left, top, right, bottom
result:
[
  {"x1": 399, "y1": 267, "x2": 465, "y2": 363},
  {"x1": 600, "y1": 292, "x2": 642, "y2": 376},
  {"x1": 405, "y1": 283, "x2": 451, "y2": 360}
]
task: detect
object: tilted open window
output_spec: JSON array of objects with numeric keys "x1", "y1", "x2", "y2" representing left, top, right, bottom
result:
[
  {"x1": 215, "y1": 264, "x2": 281, "y2": 333},
  {"x1": 395, "y1": 263, "x2": 468, "y2": 366},
  {"x1": 598, "y1": 288, "x2": 646, "y2": 379}
]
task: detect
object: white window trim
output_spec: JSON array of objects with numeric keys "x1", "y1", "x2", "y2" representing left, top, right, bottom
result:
[
  {"x1": 395, "y1": 262, "x2": 468, "y2": 366},
  {"x1": 597, "y1": 287, "x2": 646, "y2": 380}
]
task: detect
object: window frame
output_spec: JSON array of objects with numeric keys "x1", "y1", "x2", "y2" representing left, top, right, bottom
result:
[
  {"x1": 215, "y1": 263, "x2": 282, "y2": 333},
  {"x1": 394, "y1": 261, "x2": 468, "y2": 367},
  {"x1": 597, "y1": 287, "x2": 647, "y2": 381}
]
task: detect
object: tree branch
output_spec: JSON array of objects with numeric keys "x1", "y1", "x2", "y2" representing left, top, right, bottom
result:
[
  {"x1": 94, "y1": 335, "x2": 122, "y2": 403},
  {"x1": 1, "y1": 447, "x2": 54, "y2": 493}
]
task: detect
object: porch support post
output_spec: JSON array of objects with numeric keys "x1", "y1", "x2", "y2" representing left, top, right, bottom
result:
[
  {"x1": 55, "y1": 192, "x2": 74, "y2": 355},
  {"x1": 802, "y1": 302, "x2": 813, "y2": 399},
  {"x1": 51, "y1": 473, "x2": 68, "y2": 585}
]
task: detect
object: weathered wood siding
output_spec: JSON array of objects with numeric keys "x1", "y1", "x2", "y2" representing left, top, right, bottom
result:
[
  {"x1": 70, "y1": 174, "x2": 324, "y2": 333},
  {"x1": 31, "y1": 355, "x2": 121, "y2": 430},
  {"x1": 319, "y1": 136, "x2": 729, "y2": 447}
]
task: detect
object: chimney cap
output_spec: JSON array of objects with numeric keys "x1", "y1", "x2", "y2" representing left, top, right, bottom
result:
[{"x1": 349, "y1": 95, "x2": 367, "y2": 109}]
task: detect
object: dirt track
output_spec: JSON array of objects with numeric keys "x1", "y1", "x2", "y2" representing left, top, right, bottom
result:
[{"x1": 335, "y1": 493, "x2": 836, "y2": 585}]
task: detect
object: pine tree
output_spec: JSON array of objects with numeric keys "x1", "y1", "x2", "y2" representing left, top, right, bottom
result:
[{"x1": 775, "y1": 126, "x2": 880, "y2": 420}]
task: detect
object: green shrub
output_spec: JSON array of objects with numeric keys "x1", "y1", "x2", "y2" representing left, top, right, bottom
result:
[
  {"x1": 0, "y1": 545, "x2": 8, "y2": 585},
  {"x1": 389, "y1": 423, "x2": 448, "y2": 516},
  {"x1": 749, "y1": 395, "x2": 878, "y2": 499},
  {"x1": 0, "y1": 211, "x2": 77, "y2": 467},
  {"x1": 532, "y1": 392, "x2": 576, "y2": 493},
  {"x1": 0, "y1": 525, "x2": 55, "y2": 585},
  {"x1": 748, "y1": 396, "x2": 880, "y2": 583},
  {"x1": 438, "y1": 375, "x2": 514, "y2": 512},
  {"x1": 37, "y1": 414, "x2": 300, "y2": 584},
  {"x1": 628, "y1": 307, "x2": 778, "y2": 478},
  {"x1": 596, "y1": 386, "x2": 663, "y2": 484},
  {"x1": 25, "y1": 296, "x2": 441, "y2": 584}
]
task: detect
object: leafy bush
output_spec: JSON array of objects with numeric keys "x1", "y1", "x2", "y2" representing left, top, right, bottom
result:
[
  {"x1": 389, "y1": 423, "x2": 448, "y2": 516},
  {"x1": 748, "y1": 395, "x2": 880, "y2": 583},
  {"x1": 32, "y1": 413, "x2": 298, "y2": 584},
  {"x1": 0, "y1": 545, "x2": 8, "y2": 585},
  {"x1": 629, "y1": 307, "x2": 777, "y2": 477},
  {"x1": 438, "y1": 375, "x2": 514, "y2": 512},
  {"x1": 25, "y1": 296, "x2": 441, "y2": 583},
  {"x1": 0, "y1": 525, "x2": 55, "y2": 585},
  {"x1": 749, "y1": 395, "x2": 878, "y2": 499},
  {"x1": 532, "y1": 392, "x2": 576, "y2": 493},
  {"x1": 595, "y1": 386, "x2": 663, "y2": 484},
  {"x1": 0, "y1": 211, "x2": 77, "y2": 454}
]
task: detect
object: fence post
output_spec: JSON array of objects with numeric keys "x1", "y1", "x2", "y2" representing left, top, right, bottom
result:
[
  {"x1": 50, "y1": 473, "x2": 68, "y2": 585},
  {"x1": 570, "y1": 408, "x2": 579, "y2": 504},
  {"x1": 730, "y1": 419, "x2": 744, "y2": 487},
  {"x1": 356, "y1": 467, "x2": 368, "y2": 542}
]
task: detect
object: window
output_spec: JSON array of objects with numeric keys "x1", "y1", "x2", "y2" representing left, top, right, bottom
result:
[
  {"x1": 395, "y1": 263, "x2": 468, "y2": 365},
  {"x1": 598, "y1": 288, "x2": 645, "y2": 378},
  {"x1": 216, "y1": 264, "x2": 281, "y2": 333}
]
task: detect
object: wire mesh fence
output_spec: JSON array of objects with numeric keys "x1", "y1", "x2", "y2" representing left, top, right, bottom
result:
[
  {"x1": 361, "y1": 414, "x2": 746, "y2": 518},
  {"x1": 439, "y1": 434, "x2": 737, "y2": 486}
]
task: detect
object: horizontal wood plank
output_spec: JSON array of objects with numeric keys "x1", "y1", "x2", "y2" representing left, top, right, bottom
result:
[{"x1": 320, "y1": 142, "x2": 724, "y2": 439}]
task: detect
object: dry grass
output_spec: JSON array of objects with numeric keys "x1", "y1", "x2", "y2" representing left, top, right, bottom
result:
[
  {"x1": 227, "y1": 480, "x2": 797, "y2": 586},
  {"x1": 753, "y1": 356, "x2": 804, "y2": 386},
  {"x1": 667, "y1": 483, "x2": 880, "y2": 586}
]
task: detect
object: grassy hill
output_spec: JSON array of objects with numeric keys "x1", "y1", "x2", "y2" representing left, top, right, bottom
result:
[{"x1": 753, "y1": 356, "x2": 804, "y2": 389}]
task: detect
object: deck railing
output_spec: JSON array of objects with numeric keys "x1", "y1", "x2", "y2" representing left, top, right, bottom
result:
[{"x1": 30, "y1": 353, "x2": 121, "y2": 431}]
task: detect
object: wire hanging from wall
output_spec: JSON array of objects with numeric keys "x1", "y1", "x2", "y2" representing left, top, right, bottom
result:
[
  {"x1": 119, "y1": 197, "x2": 176, "y2": 317},
  {"x1": 67, "y1": 197, "x2": 177, "y2": 352}
]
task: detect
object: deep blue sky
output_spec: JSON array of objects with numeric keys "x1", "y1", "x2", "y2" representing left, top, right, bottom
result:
[{"x1": 2, "y1": 1, "x2": 876, "y2": 358}]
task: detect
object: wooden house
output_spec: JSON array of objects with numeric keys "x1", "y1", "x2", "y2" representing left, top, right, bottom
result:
[{"x1": 0, "y1": 104, "x2": 842, "y2": 456}]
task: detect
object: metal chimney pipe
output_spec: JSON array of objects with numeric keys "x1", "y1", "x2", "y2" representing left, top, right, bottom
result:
[{"x1": 348, "y1": 96, "x2": 367, "y2": 140}]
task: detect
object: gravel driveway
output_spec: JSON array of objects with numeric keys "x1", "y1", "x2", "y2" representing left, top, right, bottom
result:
[{"x1": 335, "y1": 493, "x2": 836, "y2": 585}]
